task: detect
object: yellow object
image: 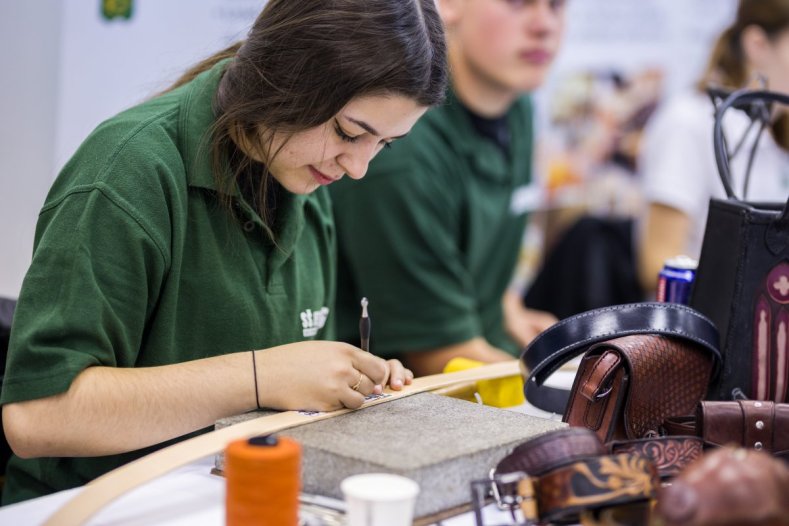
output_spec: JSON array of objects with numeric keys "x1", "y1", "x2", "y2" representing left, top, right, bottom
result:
[{"x1": 443, "y1": 357, "x2": 525, "y2": 407}]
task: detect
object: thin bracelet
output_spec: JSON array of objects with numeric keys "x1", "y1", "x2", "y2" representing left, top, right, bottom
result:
[{"x1": 251, "y1": 350, "x2": 262, "y2": 410}]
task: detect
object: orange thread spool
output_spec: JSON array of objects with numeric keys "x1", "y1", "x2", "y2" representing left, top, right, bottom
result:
[{"x1": 225, "y1": 435, "x2": 302, "y2": 526}]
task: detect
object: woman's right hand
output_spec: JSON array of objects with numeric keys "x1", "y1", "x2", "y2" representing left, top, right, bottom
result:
[{"x1": 253, "y1": 341, "x2": 390, "y2": 412}]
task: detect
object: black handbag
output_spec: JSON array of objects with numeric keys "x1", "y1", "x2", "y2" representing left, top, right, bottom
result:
[{"x1": 690, "y1": 89, "x2": 789, "y2": 402}]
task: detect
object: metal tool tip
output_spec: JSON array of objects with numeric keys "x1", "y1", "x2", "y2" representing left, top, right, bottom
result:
[{"x1": 361, "y1": 297, "x2": 368, "y2": 317}]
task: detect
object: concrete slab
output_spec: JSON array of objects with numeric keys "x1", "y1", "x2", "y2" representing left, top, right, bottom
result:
[{"x1": 215, "y1": 393, "x2": 564, "y2": 518}]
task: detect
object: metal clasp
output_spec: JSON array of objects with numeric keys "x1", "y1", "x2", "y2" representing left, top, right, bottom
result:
[{"x1": 489, "y1": 468, "x2": 526, "y2": 511}]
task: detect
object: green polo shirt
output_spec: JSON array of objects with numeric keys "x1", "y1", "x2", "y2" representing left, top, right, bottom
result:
[
  {"x1": 1, "y1": 60, "x2": 335, "y2": 504},
  {"x1": 330, "y1": 88, "x2": 533, "y2": 357}
]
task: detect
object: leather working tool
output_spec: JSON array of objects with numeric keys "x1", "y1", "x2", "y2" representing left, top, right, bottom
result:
[
  {"x1": 359, "y1": 297, "x2": 370, "y2": 352},
  {"x1": 521, "y1": 302, "x2": 721, "y2": 415},
  {"x1": 43, "y1": 360, "x2": 521, "y2": 526},
  {"x1": 483, "y1": 428, "x2": 658, "y2": 525}
]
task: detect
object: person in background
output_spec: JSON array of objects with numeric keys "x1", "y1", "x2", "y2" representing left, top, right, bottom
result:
[
  {"x1": 330, "y1": 0, "x2": 566, "y2": 376},
  {"x1": 0, "y1": 0, "x2": 447, "y2": 504},
  {"x1": 638, "y1": 0, "x2": 789, "y2": 293}
]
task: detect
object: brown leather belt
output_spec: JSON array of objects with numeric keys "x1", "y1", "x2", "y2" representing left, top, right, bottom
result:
[{"x1": 483, "y1": 428, "x2": 659, "y2": 525}]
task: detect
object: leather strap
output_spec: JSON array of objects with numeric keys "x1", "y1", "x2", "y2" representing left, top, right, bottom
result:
[
  {"x1": 521, "y1": 302, "x2": 721, "y2": 414},
  {"x1": 667, "y1": 400, "x2": 789, "y2": 458},
  {"x1": 44, "y1": 360, "x2": 521, "y2": 526},
  {"x1": 495, "y1": 427, "x2": 606, "y2": 477},
  {"x1": 608, "y1": 436, "x2": 703, "y2": 480}
]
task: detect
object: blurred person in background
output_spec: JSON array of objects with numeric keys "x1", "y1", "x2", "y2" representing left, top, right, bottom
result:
[
  {"x1": 638, "y1": 0, "x2": 789, "y2": 293},
  {"x1": 330, "y1": 0, "x2": 567, "y2": 376}
]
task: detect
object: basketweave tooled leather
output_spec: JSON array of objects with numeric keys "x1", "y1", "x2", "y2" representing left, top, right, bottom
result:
[
  {"x1": 495, "y1": 427, "x2": 606, "y2": 477},
  {"x1": 565, "y1": 334, "x2": 713, "y2": 441}
]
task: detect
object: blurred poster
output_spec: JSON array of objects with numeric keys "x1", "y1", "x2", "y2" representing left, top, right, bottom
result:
[
  {"x1": 534, "y1": 0, "x2": 738, "y2": 212},
  {"x1": 517, "y1": 0, "x2": 739, "y2": 288}
]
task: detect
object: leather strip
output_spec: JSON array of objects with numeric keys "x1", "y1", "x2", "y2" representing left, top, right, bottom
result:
[
  {"x1": 608, "y1": 436, "x2": 703, "y2": 479},
  {"x1": 521, "y1": 303, "x2": 721, "y2": 414},
  {"x1": 519, "y1": 453, "x2": 658, "y2": 524},
  {"x1": 495, "y1": 427, "x2": 606, "y2": 477},
  {"x1": 664, "y1": 400, "x2": 789, "y2": 460},
  {"x1": 43, "y1": 360, "x2": 521, "y2": 526}
]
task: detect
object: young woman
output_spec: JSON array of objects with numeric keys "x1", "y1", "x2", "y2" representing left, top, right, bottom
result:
[
  {"x1": 639, "y1": 0, "x2": 789, "y2": 292},
  {"x1": 0, "y1": 0, "x2": 447, "y2": 504}
]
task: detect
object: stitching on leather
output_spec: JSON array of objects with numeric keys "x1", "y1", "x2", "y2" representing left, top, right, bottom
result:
[
  {"x1": 525, "y1": 303, "x2": 719, "y2": 377},
  {"x1": 530, "y1": 327, "x2": 718, "y2": 383},
  {"x1": 580, "y1": 352, "x2": 620, "y2": 399}
]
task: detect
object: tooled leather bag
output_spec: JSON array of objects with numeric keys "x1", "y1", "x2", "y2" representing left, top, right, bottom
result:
[
  {"x1": 521, "y1": 303, "x2": 721, "y2": 434},
  {"x1": 564, "y1": 334, "x2": 715, "y2": 443}
]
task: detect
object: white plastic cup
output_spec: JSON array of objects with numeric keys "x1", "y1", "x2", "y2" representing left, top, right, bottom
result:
[{"x1": 340, "y1": 473, "x2": 420, "y2": 526}]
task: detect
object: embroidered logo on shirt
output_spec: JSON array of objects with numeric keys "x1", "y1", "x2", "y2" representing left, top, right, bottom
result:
[
  {"x1": 510, "y1": 183, "x2": 543, "y2": 215},
  {"x1": 300, "y1": 307, "x2": 330, "y2": 337}
]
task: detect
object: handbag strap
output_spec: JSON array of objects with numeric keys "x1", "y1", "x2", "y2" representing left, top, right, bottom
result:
[
  {"x1": 520, "y1": 302, "x2": 721, "y2": 414},
  {"x1": 714, "y1": 89, "x2": 789, "y2": 204}
]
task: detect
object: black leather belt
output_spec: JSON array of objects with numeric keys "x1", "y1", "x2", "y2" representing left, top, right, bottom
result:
[{"x1": 520, "y1": 302, "x2": 721, "y2": 414}]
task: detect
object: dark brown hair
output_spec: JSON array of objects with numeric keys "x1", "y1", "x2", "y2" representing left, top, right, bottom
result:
[
  {"x1": 698, "y1": 0, "x2": 789, "y2": 149},
  {"x1": 167, "y1": 0, "x2": 447, "y2": 233}
]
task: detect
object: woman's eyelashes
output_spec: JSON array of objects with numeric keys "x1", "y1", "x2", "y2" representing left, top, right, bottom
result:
[
  {"x1": 334, "y1": 120, "x2": 358, "y2": 143},
  {"x1": 333, "y1": 119, "x2": 392, "y2": 149}
]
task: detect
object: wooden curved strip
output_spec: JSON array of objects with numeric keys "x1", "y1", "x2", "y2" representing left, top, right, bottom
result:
[{"x1": 44, "y1": 360, "x2": 521, "y2": 526}]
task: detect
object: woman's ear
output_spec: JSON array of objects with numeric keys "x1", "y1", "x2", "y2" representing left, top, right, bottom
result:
[
  {"x1": 230, "y1": 122, "x2": 267, "y2": 163},
  {"x1": 741, "y1": 24, "x2": 772, "y2": 76}
]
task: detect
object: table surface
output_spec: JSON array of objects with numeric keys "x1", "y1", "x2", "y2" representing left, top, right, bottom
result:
[{"x1": 0, "y1": 372, "x2": 574, "y2": 525}]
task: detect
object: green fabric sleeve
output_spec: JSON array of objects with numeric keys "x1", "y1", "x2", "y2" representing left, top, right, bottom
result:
[{"x1": 1, "y1": 186, "x2": 166, "y2": 404}]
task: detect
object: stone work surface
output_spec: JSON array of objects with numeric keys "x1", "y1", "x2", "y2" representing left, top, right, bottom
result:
[{"x1": 215, "y1": 393, "x2": 564, "y2": 518}]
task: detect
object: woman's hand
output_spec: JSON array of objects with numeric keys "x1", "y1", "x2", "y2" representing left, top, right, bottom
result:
[
  {"x1": 382, "y1": 358, "x2": 414, "y2": 390},
  {"x1": 254, "y1": 341, "x2": 412, "y2": 412}
]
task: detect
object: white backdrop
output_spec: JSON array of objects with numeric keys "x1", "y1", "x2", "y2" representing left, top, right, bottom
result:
[{"x1": 1, "y1": 0, "x2": 738, "y2": 297}]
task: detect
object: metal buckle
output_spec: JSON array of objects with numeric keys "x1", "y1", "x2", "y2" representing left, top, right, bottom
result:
[
  {"x1": 489, "y1": 468, "x2": 526, "y2": 511},
  {"x1": 469, "y1": 470, "x2": 536, "y2": 526}
]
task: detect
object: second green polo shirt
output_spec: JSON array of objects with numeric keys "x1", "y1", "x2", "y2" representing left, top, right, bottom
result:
[{"x1": 330, "y1": 88, "x2": 534, "y2": 357}]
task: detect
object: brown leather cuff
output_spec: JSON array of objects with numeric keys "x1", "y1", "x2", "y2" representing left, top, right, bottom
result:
[
  {"x1": 664, "y1": 401, "x2": 789, "y2": 461},
  {"x1": 699, "y1": 400, "x2": 789, "y2": 457}
]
